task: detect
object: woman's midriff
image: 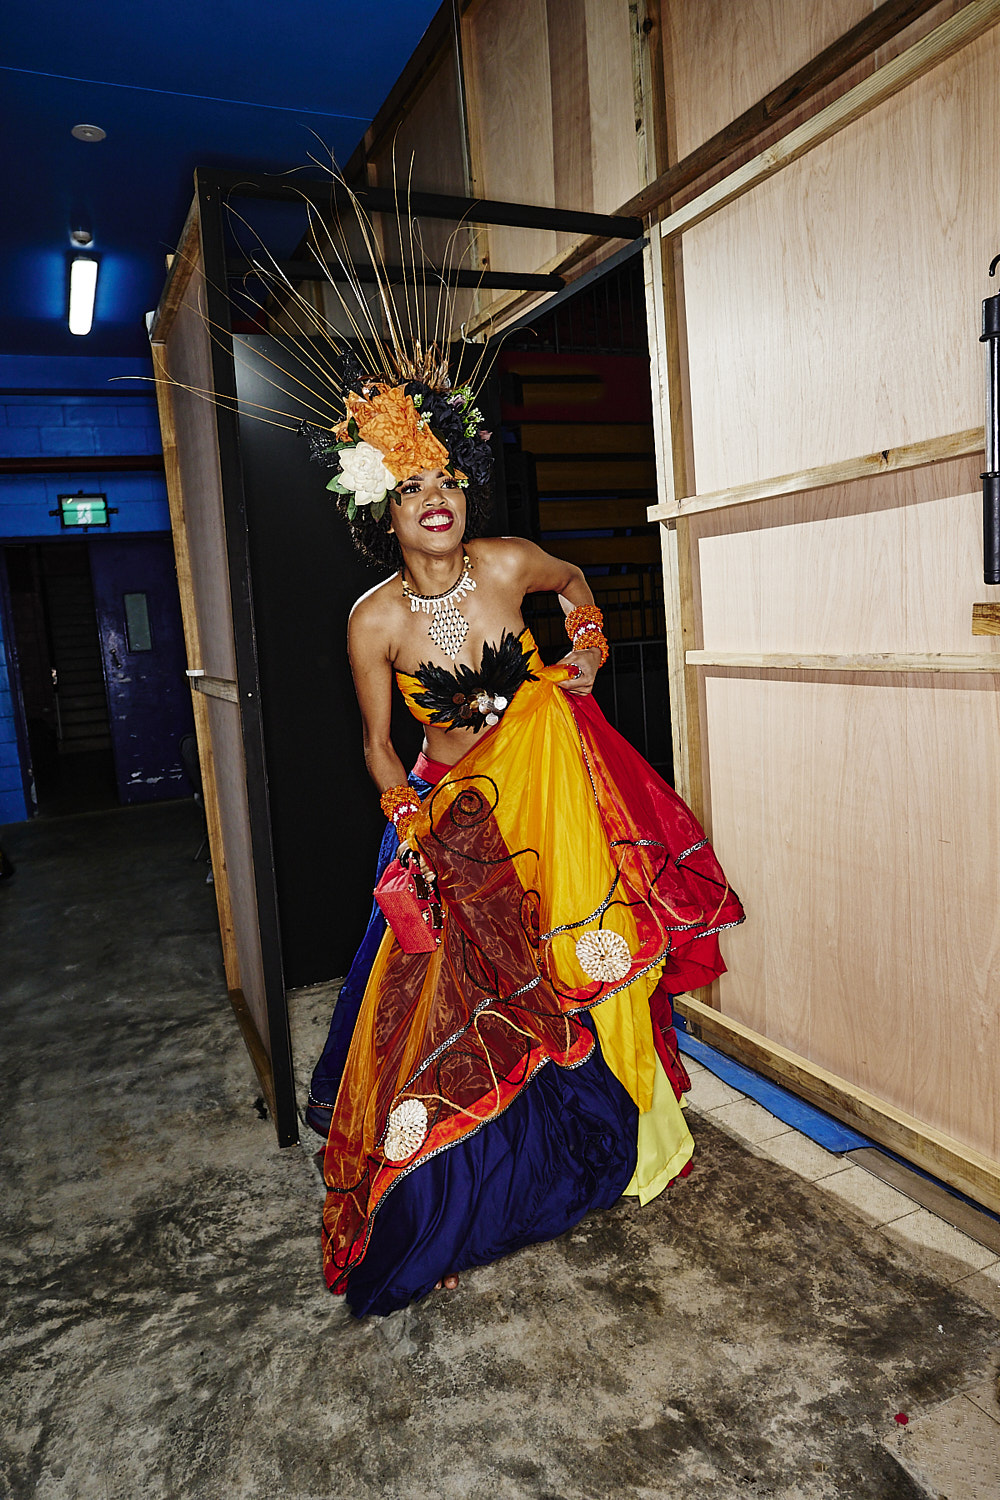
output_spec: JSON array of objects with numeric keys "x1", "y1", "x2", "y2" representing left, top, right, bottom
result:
[{"x1": 420, "y1": 721, "x2": 497, "y2": 768}]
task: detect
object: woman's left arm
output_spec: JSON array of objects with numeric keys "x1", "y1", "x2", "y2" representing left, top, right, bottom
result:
[{"x1": 494, "y1": 537, "x2": 605, "y2": 696}]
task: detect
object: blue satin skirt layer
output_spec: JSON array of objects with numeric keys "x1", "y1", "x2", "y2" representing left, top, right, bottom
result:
[{"x1": 308, "y1": 772, "x2": 640, "y2": 1319}]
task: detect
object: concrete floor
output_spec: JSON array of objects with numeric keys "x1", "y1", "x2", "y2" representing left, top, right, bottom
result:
[{"x1": 1, "y1": 800, "x2": 998, "y2": 1500}]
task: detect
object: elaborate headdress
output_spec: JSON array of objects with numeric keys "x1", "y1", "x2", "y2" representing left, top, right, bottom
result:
[{"x1": 166, "y1": 154, "x2": 498, "y2": 567}]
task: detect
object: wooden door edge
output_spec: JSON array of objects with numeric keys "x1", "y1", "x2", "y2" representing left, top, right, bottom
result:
[
  {"x1": 674, "y1": 993, "x2": 1000, "y2": 1215},
  {"x1": 228, "y1": 986, "x2": 291, "y2": 1140}
]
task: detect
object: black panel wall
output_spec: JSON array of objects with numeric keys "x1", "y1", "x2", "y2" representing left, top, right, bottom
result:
[{"x1": 235, "y1": 336, "x2": 422, "y2": 987}]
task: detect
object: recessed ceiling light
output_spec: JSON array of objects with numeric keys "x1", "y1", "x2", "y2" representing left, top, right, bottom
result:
[
  {"x1": 69, "y1": 257, "x2": 99, "y2": 336},
  {"x1": 70, "y1": 227, "x2": 93, "y2": 246},
  {"x1": 71, "y1": 124, "x2": 106, "y2": 143}
]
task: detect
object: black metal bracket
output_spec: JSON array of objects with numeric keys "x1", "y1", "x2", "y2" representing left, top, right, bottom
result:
[
  {"x1": 226, "y1": 258, "x2": 565, "y2": 294},
  {"x1": 201, "y1": 168, "x2": 644, "y2": 242}
]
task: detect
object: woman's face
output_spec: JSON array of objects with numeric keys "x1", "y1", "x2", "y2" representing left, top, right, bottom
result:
[{"x1": 388, "y1": 469, "x2": 467, "y2": 554}]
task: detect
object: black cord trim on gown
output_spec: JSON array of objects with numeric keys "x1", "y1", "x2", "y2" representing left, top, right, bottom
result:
[{"x1": 426, "y1": 773, "x2": 542, "y2": 871}]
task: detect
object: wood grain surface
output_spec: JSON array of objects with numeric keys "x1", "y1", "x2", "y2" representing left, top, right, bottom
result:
[
  {"x1": 665, "y1": 0, "x2": 870, "y2": 162},
  {"x1": 462, "y1": 0, "x2": 638, "y2": 280},
  {"x1": 681, "y1": 22, "x2": 1000, "y2": 493}
]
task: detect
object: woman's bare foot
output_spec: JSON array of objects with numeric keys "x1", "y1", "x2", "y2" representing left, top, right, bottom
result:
[{"x1": 433, "y1": 1273, "x2": 460, "y2": 1291}]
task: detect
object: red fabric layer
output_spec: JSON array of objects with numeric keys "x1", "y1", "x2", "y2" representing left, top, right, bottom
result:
[{"x1": 568, "y1": 692, "x2": 745, "y2": 997}]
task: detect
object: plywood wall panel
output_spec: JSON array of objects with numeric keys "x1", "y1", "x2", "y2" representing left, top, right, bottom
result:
[
  {"x1": 704, "y1": 670, "x2": 1000, "y2": 1159},
  {"x1": 368, "y1": 43, "x2": 477, "y2": 334},
  {"x1": 464, "y1": 0, "x2": 557, "y2": 273},
  {"x1": 665, "y1": 0, "x2": 870, "y2": 161},
  {"x1": 463, "y1": 0, "x2": 638, "y2": 275},
  {"x1": 904, "y1": 676, "x2": 1000, "y2": 1157},
  {"x1": 584, "y1": 0, "x2": 641, "y2": 212},
  {"x1": 682, "y1": 26, "x2": 1000, "y2": 494},
  {"x1": 693, "y1": 459, "x2": 1000, "y2": 654}
]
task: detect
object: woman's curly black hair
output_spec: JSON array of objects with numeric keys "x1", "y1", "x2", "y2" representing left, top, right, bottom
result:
[
  {"x1": 340, "y1": 474, "x2": 493, "y2": 572},
  {"x1": 299, "y1": 363, "x2": 495, "y2": 572}
]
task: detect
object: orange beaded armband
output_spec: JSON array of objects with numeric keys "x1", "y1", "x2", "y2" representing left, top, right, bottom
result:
[
  {"x1": 565, "y1": 605, "x2": 608, "y2": 668},
  {"x1": 394, "y1": 808, "x2": 422, "y2": 846},
  {"x1": 572, "y1": 626, "x2": 609, "y2": 667},
  {"x1": 380, "y1": 783, "x2": 420, "y2": 824},
  {"x1": 565, "y1": 604, "x2": 604, "y2": 638}
]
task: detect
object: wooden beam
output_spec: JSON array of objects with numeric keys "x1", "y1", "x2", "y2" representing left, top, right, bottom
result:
[
  {"x1": 686, "y1": 651, "x2": 1000, "y2": 672},
  {"x1": 648, "y1": 428, "x2": 985, "y2": 522},
  {"x1": 625, "y1": 0, "x2": 945, "y2": 223},
  {"x1": 191, "y1": 674, "x2": 240, "y2": 703},
  {"x1": 229, "y1": 987, "x2": 278, "y2": 1123},
  {"x1": 148, "y1": 198, "x2": 202, "y2": 344},
  {"x1": 972, "y1": 602, "x2": 1000, "y2": 634},
  {"x1": 657, "y1": 0, "x2": 1000, "y2": 243},
  {"x1": 674, "y1": 994, "x2": 1000, "y2": 1214}
]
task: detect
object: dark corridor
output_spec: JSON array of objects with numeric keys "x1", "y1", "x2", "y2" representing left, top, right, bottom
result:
[
  {"x1": 498, "y1": 250, "x2": 672, "y2": 779},
  {"x1": 1, "y1": 537, "x2": 194, "y2": 817}
]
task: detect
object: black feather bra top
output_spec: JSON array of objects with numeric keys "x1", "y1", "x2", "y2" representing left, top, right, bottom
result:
[{"x1": 407, "y1": 628, "x2": 537, "y2": 733}]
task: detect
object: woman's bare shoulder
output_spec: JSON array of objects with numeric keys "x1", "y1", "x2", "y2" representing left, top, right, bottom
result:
[
  {"x1": 468, "y1": 535, "x2": 542, "y2": 576},
  {"x1": 348, "y1": 573, "x2": 402, "y2": 638}
]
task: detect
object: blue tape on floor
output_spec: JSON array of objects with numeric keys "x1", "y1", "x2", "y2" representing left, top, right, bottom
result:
[{"x1": 677, "y1": 1030, "x2": 871, "y2": 1153}]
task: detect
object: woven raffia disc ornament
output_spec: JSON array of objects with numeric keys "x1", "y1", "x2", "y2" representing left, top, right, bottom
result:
[
  {"x1": 383, "y1": 1098, "x2": 429, "y2": 1162},
  {"x1": 575, "y1": 929, "x2": 632, "y2": 983}
]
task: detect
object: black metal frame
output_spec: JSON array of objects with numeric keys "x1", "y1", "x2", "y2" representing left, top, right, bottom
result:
[
  {"x1": 226, "y1": 259, "x2": 566, "y2": 294},
  {"x1": 207, "y1": 168, "x2": 644, "y2": 241}
]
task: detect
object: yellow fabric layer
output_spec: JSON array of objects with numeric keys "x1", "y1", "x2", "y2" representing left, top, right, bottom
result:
[
  {"x1": 621, "y1": 1055, "x2": 694, "y2": 1206},
  {"x1": 426, "y1": 663, "x2": 654, "y2": 1111}
]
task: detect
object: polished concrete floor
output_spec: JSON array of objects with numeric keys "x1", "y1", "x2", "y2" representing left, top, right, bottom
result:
[{"x1": 1, "y1": 801, "x2": 997, "y2": 1500}]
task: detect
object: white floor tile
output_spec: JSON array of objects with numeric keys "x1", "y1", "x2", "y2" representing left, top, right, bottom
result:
[
  {"x1": 706, "y1": 1097, "x2": 791, "y2": 1144},
  {"x1": 818, "y1": 1165, "x2": 918, "y2": 1225},
  {"x1": 955, "y1": 1261, "x2": 1000, "y2": 1318},
  {"x1": 889, "y1": 1393, "x2": 1000, "y2": 1499},
  {"x1": 755, "y1": 1130, "x2": 850, "y2": 1183},
  {"x1": 685, "y1": 1071, "x2": 744, "y2": 1110},
  {"x1": 881, "y1": 1209, "x2": 999, "y2": 1281}
]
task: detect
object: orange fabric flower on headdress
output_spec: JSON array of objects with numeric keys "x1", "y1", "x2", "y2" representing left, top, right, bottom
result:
[{"x1": 336, "y1": 384, "x2": 463, "y2": 484}]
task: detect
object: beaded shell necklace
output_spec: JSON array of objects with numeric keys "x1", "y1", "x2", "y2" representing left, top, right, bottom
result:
[{"x1": 401, "y1": 552, "x2": 477, "y2": 659}]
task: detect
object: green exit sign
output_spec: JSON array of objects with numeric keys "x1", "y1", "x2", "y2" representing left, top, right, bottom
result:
[{"x1": 58, "y1": 493, "x2": 109, "y2": 528}]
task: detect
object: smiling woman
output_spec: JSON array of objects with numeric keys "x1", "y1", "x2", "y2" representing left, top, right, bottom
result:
[{"x1": 301, "y1": 368, "x2": 744, "y2": 1317}]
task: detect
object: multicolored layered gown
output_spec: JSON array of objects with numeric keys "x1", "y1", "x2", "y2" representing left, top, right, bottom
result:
[{"x1": 308, "y1": 631, "x2": 744, "y2": 1316}]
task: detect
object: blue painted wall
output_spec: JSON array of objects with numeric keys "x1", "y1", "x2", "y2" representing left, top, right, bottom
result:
[{"x1": 0, "y1": 353, "x2": 171, "y2": 824}]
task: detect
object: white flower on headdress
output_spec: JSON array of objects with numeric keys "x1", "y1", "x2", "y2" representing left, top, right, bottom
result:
[{"x1": 336, "y1": 442, "x2": 395, "y2": 506}]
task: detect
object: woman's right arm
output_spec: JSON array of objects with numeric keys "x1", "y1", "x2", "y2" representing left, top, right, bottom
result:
[
  {"x1": 349, "y1": 605, "x2": 435, "y2": 879},
  {"x1": 348, "y1": 605, "x2": 407, "y2": 794}
]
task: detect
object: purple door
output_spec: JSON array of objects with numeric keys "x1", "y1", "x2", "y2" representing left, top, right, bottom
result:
[{"x1": 89, "y1": 536, "x2": 194, "y2": 805}]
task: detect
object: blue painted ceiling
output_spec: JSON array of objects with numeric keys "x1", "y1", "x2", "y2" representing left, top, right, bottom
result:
[{"x1": 1, "y1": 0, "x2": 441, "y2": 362}]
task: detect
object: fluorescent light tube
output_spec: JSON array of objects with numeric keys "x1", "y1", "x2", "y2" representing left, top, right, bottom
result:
[{"x1": 69, "y1": 257, "x2": 98, "y2": 336}]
